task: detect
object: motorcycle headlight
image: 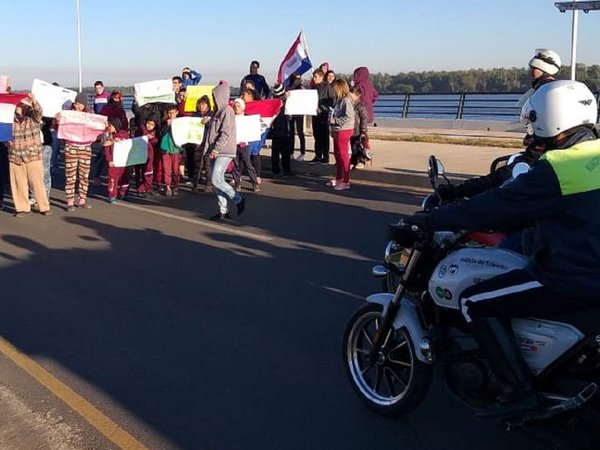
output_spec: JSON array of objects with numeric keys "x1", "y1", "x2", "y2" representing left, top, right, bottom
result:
[{"x1": 384, "y1": 241, "x2": 411, "y2": 272}]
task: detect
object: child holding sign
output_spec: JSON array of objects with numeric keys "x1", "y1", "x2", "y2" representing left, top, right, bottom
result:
[
  {"x1": 102, "y1": 118, "x2": 130, "y2": 203},
  {"x1": 160, "y1": 105, "x2": 183, "y2": 196}
]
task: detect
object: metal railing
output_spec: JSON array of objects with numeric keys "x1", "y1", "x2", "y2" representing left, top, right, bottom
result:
[{"x1": 373, "y1": 92, "x2": 600, "y2": 122}]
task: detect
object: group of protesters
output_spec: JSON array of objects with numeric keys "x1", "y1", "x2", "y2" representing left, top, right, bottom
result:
[{"x1": 0, "y1": 61, "x2": 378, "y2": 220}]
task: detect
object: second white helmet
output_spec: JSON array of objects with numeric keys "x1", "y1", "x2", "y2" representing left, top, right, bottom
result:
[
  {"x1": 529, "y1": 49, "x2": 562, "y2": 76},
  {"x1": 521, "y1": 80, "x2": 598, "y2": 138}
]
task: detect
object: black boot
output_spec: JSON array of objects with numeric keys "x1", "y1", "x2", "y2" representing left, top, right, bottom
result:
[{"x1": 470, "y1": 317, "x2": 540, "y2": 419}]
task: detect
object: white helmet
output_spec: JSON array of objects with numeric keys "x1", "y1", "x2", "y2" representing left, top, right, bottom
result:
[
  {"x1": 529, "y1": 49, "x2": 562, "y2": 76},
  {"x1": 521, "y1": 80, "x2": 598, "y2": 138}
]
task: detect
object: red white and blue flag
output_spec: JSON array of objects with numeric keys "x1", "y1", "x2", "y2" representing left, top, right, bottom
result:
[
  {"x1": 0, "y1": 93, "x2": 27, "y2": 142},
  {"x1": 277, "y1": 30, "x2": 312, "y2": 88}
]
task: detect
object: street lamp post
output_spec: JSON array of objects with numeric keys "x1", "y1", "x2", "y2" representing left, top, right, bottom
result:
[
  {"x1": 76, "y1": 0, "x2": 82, "y2": 92},
  {"x1": 555, "y1": 1, "x2": 600, "y2": 80}
]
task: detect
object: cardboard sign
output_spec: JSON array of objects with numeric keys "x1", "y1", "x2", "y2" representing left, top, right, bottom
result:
[
  {"x1": 57, "y1": 110, "x2": 107, "y2": 143},
  {"x1": 235, "y1": 114, "x2": 262, "y2": 144},
  {"x1": 284, "y1": 89, "x2": 318, "y2": 116},
  {"x1": 112, "y1": 136, "x2": 149, "y2": 167},
  {"x1": 134, "y1": 79, "x2": 175, "y2": 107},
  {"x1": 184, "y1": 85, "x2": 215, "y2": 112},
  {"x1": 171, "y1": 117, "x2": 206, "y2": 146},
  {"x1": 32, "y1": 79, "x2": 78, "y2": 117}
]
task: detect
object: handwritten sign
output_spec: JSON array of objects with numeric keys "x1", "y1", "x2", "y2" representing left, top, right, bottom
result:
[
  {"x1": 113, "y1": 136, "x2": 149, "y2": 167},
  {"x1": 57, "y1": 110, "x2": 107, "y2": 143},
  {"x1": 31, "y1": 79, "x2": 78, "y2": 117},
  {"x1": 134, "y1": 79, "x2": 175, "y2": 107},
  {"x1": 171, "y1": 117, "x2": 205, "y2": 146},
  {"x1": 0, "y1": 76, "x2": 9, "y2": 94},
  {"x1": 284, "y1": 89, "x2": 318, "y2": 116},
  {"x1": 235, "y1": 114, "x2": 262, "y2": 144},
  {"x1": 184, "y1": 85, "x2": 215, "y2": 112}
]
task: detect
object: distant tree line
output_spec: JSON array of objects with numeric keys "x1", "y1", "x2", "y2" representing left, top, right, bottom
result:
[{"x1": 341, "y1": 64, "x2": 600, "y2": 94}]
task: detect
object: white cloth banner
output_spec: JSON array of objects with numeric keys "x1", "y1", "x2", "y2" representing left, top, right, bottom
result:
[
  {"x1": 171, "y1": 117, "x2": 205, "y2": 146},
  {"x1": 112, "y1": 136, "x2": 149, "y2": 168},
  {"x1": 284, "y1": 90, "x2": 318, "y2": 116},
  {"x1": 235, "y1": 114, "x2": 262, "y2": 143},
  {"x1": 57, "y1": 110, "x2": 107, "y2": 143},
  {"x1": 32, "y1": 79, "x2": 78, "y2": 117},
  {"x1": 134, "y1": 79, "x2": 175, "y2": 107}
]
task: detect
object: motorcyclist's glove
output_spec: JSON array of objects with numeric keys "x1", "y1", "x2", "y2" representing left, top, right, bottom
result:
[
  {"x1": 403, "y1": 211, "x2": 433, "y2": 232},
  {"x1": 437, "y1": 183, "x2": 456, "y2": 201}
]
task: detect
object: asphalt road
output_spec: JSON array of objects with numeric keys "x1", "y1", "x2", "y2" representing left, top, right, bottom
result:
[{"x1": 0, "y1": 174, "x2": 550, "y2": 450}]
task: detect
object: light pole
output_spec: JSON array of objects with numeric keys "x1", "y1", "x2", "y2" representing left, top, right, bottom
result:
[
  {"x1": 76, "y1": 0, "x2": 82, "y2": 92},
  {"x1": 555, "y1": 1, "x2": 600, "y2": 80}
]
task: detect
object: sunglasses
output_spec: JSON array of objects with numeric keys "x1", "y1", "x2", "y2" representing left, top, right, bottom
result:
[{"x1": 535, "y1": 53, "x2": 559, "y2": 69}]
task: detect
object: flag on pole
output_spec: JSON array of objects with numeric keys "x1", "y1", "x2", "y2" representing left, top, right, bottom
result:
[
  {"x1": 0, "y1": 94, "x2": 28, "y2": 142},
  {"x1": 277, "y1": 30, "x2": 312, "y2": 88}
]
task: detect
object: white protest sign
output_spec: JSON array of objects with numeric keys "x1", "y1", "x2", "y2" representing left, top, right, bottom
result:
[
  {"x1": 235, "y1": 114, "x2": 262, "y2": 143},
  {"x1": 171, "y1": 117, "x2": 205, "y2": 146},
  {"x1": 112, "y1": 136, "x2": 149, "y2": 167},
  {"x1": 284, "y1": 89, "x2": 318, "y2": 116},
  {"x1": 57, "y1": 110, "x2": 107, "y2": 143},
  {"x1": 32, "y1": 79, "x2": 78, "y2": 117},
  {"x1": 134, "y1": 79, "x2": 175, "y2": 107},
  {"x1": 0, "y1": 76, "x2": 9, "y2": 94}
]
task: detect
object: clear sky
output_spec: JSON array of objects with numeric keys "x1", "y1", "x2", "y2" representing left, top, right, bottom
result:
[{"x1": 1, "y1": 0, "x2": 599, "y2": 89}]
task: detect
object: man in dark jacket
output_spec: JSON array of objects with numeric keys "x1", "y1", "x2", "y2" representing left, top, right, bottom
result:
[
  {"x1": 240, "y1": 61, "x2": 270, "y2": 99},
  {"x1": 402, "y1": 80, "x2": 600, "y2": 419}
]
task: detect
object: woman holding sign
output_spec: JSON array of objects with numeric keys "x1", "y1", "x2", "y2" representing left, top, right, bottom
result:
[{"x1": 56, "y1": 92, "x2": 95, "y2": 211}]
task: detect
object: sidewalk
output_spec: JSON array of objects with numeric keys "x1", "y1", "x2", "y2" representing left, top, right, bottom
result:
[{"x1": 287, "y1": 128, "x2": 519, "y2": 188}]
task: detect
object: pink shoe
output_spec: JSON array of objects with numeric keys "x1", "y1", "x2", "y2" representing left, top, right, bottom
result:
[{"x1": 334, "y1": 182, "x2": 350, "y2": 191}]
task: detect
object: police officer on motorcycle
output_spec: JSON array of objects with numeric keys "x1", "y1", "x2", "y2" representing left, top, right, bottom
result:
[{"x1": 403, "y1": 80, "x2": 600, "y2": 419}]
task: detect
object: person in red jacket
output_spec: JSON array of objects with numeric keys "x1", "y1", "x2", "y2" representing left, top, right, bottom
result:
[
  {"x1": 134, "y1": 115, "x2": 159, "y2": 196},
  {"x1": 100, "y1": 90, "x2": 129, "y2": 133},
  {"x1": 102, "y1": 117, "x2": 130, "y2": 203}
]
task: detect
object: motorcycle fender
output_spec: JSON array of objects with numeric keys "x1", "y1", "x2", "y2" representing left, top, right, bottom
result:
[{"x1": 366, "y1": 293, "x2": 432, "y2": 364}]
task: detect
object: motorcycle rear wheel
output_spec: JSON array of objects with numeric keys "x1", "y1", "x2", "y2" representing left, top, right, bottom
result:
[{"x1": 343, "y1": 303, "x2": 433, "y2": 415}]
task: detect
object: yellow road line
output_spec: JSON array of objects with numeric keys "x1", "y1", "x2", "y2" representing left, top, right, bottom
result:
[{"x1": 0, "y1": 336, "x2": 148, "y2": 450}]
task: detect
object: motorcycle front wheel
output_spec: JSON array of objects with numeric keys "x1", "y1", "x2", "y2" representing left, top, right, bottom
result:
[{"x1": 343, "y1": 303, "x2": 433, "y2": 415}]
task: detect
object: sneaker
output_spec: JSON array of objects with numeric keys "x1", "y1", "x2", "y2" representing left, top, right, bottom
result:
[
  {"x1": 334, "y1": 182, "x2": 350, "y2": 191},
  {"x1": 13, "y1": 211, "x2": 31, "y2": 218},
  {"x1": 66, "y1": 205, "x2": 77, "y2": 212},
  {"x1": 78, "y1": 202, "x2": 92, "y2": 209},
  {"x1": 108, "y1": 198, "x2": 117, "y2": 204},
  {"x1": 319, "y1": 160, "x2": 329, "y2": 166},
  {"x1": 40, "y1": 210, "x2": 53, "y2": 216},
  {"x1": 295, "y1": 154, "x2": 305, "y2": 162},
  {"x1": 308, "y1": 157, "x2": 321, "y2": 164},
  {"x1": 326, "y1": 179, "x2": 339, "y2": 187},
  {"x1": 209, "y1": 212, "x2": 231, "y2": 221},
  {"x1": 165, "y1": 186, "x2": 173, "y2": 197},
  {"x1": 236, "y1": 196, "x2": 246, "y2": 216},
  {"x1": 253, "y1": 184, "x2": 261, "y2": 192}
]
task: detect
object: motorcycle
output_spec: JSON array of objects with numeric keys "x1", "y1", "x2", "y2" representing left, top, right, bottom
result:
[{"x1": 343, "y1": 155, "x2": 600, "y2": 446}]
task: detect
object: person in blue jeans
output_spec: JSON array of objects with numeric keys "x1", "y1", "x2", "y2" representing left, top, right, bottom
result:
[{"x1": 205, "y1": 83, "x2": 246, "y2": 221}]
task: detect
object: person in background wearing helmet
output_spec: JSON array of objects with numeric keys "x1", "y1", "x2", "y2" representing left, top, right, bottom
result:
[
  {"x1": 400, "y1": 80, "x2": 600, "y2": 419},
  {"x1": 529, "y1": 49, "x2": 561, "y2": 90}
]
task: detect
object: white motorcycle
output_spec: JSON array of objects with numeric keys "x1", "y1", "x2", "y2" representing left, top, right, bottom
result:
[{"x1": 343, "y1": 156, "x2": 600, "y2": 446}]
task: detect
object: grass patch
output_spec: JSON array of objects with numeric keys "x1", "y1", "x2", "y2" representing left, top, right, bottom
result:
[{"x1": 370, "y1": 133, "x2": 523, "y2": 149}]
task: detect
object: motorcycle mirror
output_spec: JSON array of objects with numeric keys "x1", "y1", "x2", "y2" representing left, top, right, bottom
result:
[
  {"x1": 512, "y1": 162, "x2": 530, "y2": 179},
  {"x1": 428, "y1": 155, "x2": 439, "y2": 183},
  {"x1": 436, "y1": 159, "x2": 445, "y2": 176}
]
